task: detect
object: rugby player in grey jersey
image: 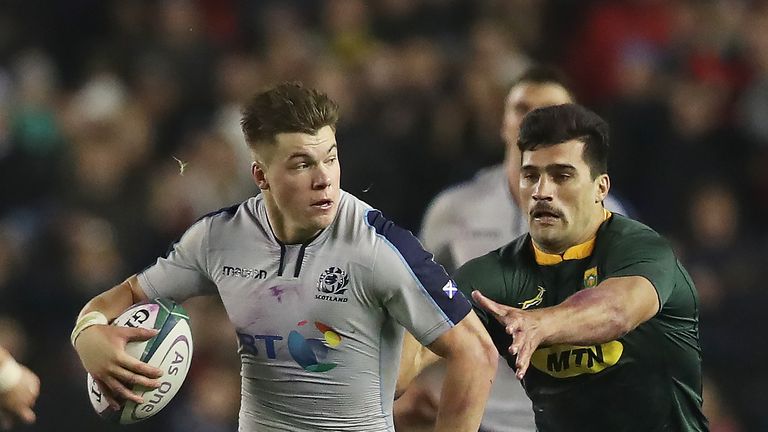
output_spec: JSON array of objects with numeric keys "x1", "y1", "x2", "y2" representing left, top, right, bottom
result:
[{"x1": 71, "y1": 82, "x2": 497, "y2": 431}]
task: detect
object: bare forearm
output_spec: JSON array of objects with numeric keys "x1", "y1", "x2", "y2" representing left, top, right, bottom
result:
[
  {"x1": 537, "y1": 283, "x2": 647, "y2": 346},
  {"x1": 433, "y1": 351, "x2": 496, "y2": 431},
  {"x1": 78, "y1": 275, "x2": 146, "y2": 321}
]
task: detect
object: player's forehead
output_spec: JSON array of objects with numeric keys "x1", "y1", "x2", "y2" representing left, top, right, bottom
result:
[
  {"x1": 272, "y1": 125, "x2": 337, "y2": 157},
  {"x1": 506, "y1": 82, "x2": 572, "y2": 110},
  {"x1": 521, "y1": 139, "x2": 588, "y2": 170}
]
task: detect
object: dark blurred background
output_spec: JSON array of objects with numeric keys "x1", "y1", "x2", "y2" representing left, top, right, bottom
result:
[{"x1": 0, "y1": 0, "x2": 765, "y2": 430}]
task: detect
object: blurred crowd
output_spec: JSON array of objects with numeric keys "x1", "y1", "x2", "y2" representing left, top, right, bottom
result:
[{"x1": 0, "y1": 0, "x2": 766, "y2": 430}]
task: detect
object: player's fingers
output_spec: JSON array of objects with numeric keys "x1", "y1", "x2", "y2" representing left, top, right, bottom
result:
[
  {"x1": 122, "y1": 327, "x2": 159, "y2": 343},
  {"x1": 515, "y1": 342, "x2": 534, "y2": 380},
  {"x1": 15, "y1": 407, "x2": 35, "y2": 425},
  {"x1": 25, "y1": 370, "x2": 40, "y2": 398},
  {"x1": 471, "y1": 291, "x2": 509, "y2": 321},
  {"x1": 103, "y1": 375, "x2": 144, "y2": 404},
  {"x1": 111, "y1": 365, "x2": 161, "y2": 389},
  {"x1": 116, "y1": 354, "x2": 163, "y2": 378},
  {"x1": 94, "y1": 378, "x2": 121, "y2": 411}
]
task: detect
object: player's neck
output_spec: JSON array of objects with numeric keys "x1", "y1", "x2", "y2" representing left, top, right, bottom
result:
[
  {"x1": 263, "y1": 196, "x2": 321, "y2": 245},
  {"x1": 572, "y1": 207, "x2": 609, "y2": 247}
]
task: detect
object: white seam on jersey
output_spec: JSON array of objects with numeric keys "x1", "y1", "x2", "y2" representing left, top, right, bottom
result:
[{"x1": 363, "y1": 210, "x2": 454, "y2": 328}]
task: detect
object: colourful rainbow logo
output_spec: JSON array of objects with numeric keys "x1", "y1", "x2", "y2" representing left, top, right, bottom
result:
[{"x1": 287, "y1": 321, "x2": 342, "y2": 372}]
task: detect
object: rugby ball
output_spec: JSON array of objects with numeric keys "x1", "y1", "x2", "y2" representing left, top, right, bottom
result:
[{"x1": 87, "y1": 298, "x2": 193, "y2": 424}]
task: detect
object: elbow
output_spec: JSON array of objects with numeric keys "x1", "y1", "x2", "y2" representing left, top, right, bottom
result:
[
  {"x1": 605, "y1": 306, "x2": 638, "y2": 339},
  {"x1": 475, "y1": 333, "x2": 499, "y2": 376},
  {"x1": 445, "y1": 331, "x2": 498, "y2": 376}
]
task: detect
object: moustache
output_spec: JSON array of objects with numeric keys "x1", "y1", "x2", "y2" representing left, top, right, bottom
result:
[{"x1": 530, "y1": 203, "x2": 564, "y2": 219}]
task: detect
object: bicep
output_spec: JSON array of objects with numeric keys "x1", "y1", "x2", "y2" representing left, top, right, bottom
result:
[{"x1": 597, "y1": 276, "x2": 660, "y2": 327}]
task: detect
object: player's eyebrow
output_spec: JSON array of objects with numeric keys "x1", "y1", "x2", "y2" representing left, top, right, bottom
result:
[
  {"x1": 520, "y1": 163, "x2": 577, "y2": 173},
  {"x1": 545, "y1": 164, "x2": 577, "y2": 173},
  {"x1": 287, "y1": 144, "x2": 337, "y2": 160},
  {"x1": 287, "y1": 152, "x2": 312, "y2": 160}
]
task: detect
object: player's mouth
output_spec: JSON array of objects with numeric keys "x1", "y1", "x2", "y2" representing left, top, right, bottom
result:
[
  {"x1": 531, "y1": 207, "x2": 563, "y2": 224},
  {"x1": 311, "y1": 199, "x2": 334, "y2": 211}
]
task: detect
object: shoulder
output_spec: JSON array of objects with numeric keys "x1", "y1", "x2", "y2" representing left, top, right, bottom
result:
[
  {"x1": 602, "y1": 214, "x2": 666, "y2": 244},
  {"x1": 197, "y1": 199, "x2": 251, "y2": 224},
  {"x1": 599, "y1": 214, "x2": 675, "y2": 259},
  {"x1": 193, "y1": 197, "x2": 263, "y2": 245}
]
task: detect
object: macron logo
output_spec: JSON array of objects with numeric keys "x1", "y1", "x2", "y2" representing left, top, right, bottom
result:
[
  {"x1": 222, "y1": 266, "x2": 267, "y2": 279},
  {"x1": 442, "y1": 280, "x2": 458, "y2": 299}
]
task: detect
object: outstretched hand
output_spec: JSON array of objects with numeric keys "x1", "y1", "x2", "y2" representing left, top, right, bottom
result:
[{"x1": 471, "y1": 290, "x2": 549, "y2": 380}]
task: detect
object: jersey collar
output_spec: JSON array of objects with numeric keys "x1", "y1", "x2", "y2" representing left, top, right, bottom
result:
[{"x1": 532, "y1": 209, "x2": 612, "y2": 265}]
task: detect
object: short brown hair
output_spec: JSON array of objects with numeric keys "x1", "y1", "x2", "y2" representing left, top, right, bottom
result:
[{"x1": 241, "y1": 81, "x2": 339, "y2": 153}]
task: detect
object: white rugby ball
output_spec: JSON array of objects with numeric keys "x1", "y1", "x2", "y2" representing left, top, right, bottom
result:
[{"x1": 87, "y1": 298, "x2": 193, "y2": 424}]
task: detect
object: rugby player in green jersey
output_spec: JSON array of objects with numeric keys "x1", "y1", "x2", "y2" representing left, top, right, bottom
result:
[{"x1": 459, "y1": 103, "x2": 708, "y2": 431}]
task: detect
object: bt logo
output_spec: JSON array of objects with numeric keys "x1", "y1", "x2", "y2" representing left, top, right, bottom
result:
[
  {"x1": 237, "y1": 321, "x2": 343, "y2": 372},
  {"x1": 288, "y1": 321, "x2": 342, "y2": 372}
]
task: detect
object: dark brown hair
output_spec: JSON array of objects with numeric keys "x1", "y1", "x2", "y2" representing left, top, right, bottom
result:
[
  {"x1": 518, "y1": 103, "x2": 609, "y2": 178},
  {"x1": 241, "y1": 81, "x2": 339, "y2": 153}
]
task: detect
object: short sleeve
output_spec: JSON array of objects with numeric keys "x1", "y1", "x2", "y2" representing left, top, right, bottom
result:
[
  {"x1": 138, "y1": 217, "x2": 218, "y2": 302},
  {"x1": 367, "y1": 210, "x2": 472, "y2": 346},
  {"x1": 602, "y1": 231, "x2": 677, "y2": 306}
]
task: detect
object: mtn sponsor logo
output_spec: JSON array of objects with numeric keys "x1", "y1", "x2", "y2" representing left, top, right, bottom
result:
[{"x1": 530, "y1": 341, "x2": 623, "y2": 378}]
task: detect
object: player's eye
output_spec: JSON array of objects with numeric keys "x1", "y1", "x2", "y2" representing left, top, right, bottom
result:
[{"x1": 295, "y1": 163, "x2": 310, "y2": 170}]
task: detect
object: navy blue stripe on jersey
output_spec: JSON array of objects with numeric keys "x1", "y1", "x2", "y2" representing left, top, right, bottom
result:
[
  {"x1": 277, "y1": 243, "x2": 287, "y2": 277},
  {"x1": 196, "y1": 203, "x2": 240, "y2": 223},
  {"x1": 294, "y1": 243, "x2": 308, "y2": 277},
  {"x1": 365, "y1": 209, "x2": 471, "y2": 325}
]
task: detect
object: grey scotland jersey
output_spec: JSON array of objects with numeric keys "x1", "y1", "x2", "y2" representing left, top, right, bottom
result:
[{"x1": 138, "y1": 191, "x2": 471, "y2": 431}]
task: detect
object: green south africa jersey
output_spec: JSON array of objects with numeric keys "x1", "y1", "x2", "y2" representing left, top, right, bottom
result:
[{"x1": 455, "y1": 213, "x2": 708, "y2": 432}]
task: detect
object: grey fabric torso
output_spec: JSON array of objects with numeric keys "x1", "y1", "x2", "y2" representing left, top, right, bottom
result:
[{"x1": 140, "y1": 191, "x2": 471, "y2": 431}]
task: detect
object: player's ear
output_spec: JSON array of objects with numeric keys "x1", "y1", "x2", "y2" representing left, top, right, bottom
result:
[
  {"x1": 252, "y1": 161, "x2": 269, "y2": 190},
  {"x1": 595, "y1": 173, "x2": 609, "y2": 203}
]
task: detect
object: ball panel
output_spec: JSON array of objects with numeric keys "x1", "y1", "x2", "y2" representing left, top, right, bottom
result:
[{"x1": 122, "y1": 320, "x2": 193, "y2": 423}]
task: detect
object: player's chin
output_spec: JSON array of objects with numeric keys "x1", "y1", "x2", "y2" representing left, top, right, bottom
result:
[
  {"x1": 530, "y1": 227, "x2": 563, "y2": 244},
  {"x1": 307, "y1": 212, "x2": 336, "y2": 230}
]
